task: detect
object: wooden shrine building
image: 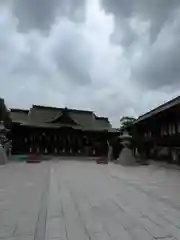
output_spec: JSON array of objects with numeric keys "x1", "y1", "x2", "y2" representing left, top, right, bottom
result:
[
  {"x1": 133, "y1": 95, "x2": 180, "y2": 162},
  {"x1": 10, "y1": 105, "x2": 117, "y2": 156}
]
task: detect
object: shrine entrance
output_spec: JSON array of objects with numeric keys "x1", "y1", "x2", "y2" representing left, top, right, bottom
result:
[{"x1": 11, "y1": 124, "x2": 109, "y2": 157}]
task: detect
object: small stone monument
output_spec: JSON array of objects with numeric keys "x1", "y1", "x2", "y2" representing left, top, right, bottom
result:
[
  {"x1": 115, "y1": 130, "x2": 137, "y2": 166},
  {"x1": 107, "y1": 140, "x2": 113, "y2": 162},
  {"x1": 0, "y1": 121, "x2": 9, "y2": 165}
]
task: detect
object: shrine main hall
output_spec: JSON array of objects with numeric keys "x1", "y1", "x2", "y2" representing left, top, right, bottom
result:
[{"x1": 10, "y1": 105, "x2": 117, "y2": 156}]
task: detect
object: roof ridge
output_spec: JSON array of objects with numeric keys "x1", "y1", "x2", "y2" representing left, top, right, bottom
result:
[
  {"x1": 136, "y1": 95, "x2": 180, "y2": 123},
  {"x1": 139, "y1": 95, "x2": 180, "y2": 118},
  {"x1": 32, "y1": 105, "x2": 62, "y2": 110},
  {"x1": 96, "y1": 116, "x2": 109, "y2": 120},
  {"x1": 11, "y1": 108, "x2": 29, "y2": 113},
  {"x1": 33, "y1": 105, "x2": 93, "y2": 114}
]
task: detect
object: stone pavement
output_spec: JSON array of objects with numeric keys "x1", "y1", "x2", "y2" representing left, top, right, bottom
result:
[{"x1": 1, "y1": 160, "x2": 180, "y2": 239}]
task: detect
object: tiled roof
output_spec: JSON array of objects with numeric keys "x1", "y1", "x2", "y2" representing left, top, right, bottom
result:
[
  {"x1": 135, "y1": 95, "x2": 180, "y2": 123},
  {"x1": 10, "y1": 105, "x2": 114, "y2": 132},
  {"x1": 10, "y1": 109, "x2": 29, "y2": 123},
  {"x1": 29, "y1": 105, "x2": 61, "y2": 123}
]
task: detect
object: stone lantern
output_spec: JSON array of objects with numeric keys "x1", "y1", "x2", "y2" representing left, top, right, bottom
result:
[
  {"x1": 120, "y1": 130, "x2": 132, "y2": 148},
  {"x1": 115, "y1": 130, "x2": 136, "y2": 166},
  {"x1": 0, "y1": 120, "x2": 5, "y2": 131},
  {"x1": 0, "y1": 121, "x2": 9, "y2": 165}
]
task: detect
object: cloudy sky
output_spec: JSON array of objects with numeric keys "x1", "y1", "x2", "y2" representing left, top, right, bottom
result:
[{"x1": 1, "y1": 0, "x2": 180, "y2": 127}]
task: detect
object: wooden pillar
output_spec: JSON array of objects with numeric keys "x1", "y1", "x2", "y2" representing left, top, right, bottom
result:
[{"x1": 39, "y1": 131, "x2": 42, "y2": 154}]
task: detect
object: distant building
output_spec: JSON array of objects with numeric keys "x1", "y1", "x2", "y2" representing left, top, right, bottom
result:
[
  {"x1": 10, "y1": 105, "x2": 117, "y2": 155},
  {"x1": 0, "y1": 98, "x2": 11, "y2": 128}
]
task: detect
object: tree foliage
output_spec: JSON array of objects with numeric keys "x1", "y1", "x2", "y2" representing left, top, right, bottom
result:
[{"x1": 119, "y1": 116, "x2": 136, "y2": 134}]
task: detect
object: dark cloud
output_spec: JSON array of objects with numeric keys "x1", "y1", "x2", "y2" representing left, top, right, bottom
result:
[
  {"x1": 102, "y1": 0, "x2": 180, "y2": 43},
  {"x1": 51, "y1": 21, "x2": 92, "y2": 85},
  {"x1": 132, "y1": 10, "x2": 180, "y2": 89},
  {"x1": 12, "y1": 0, "x2": 85, "y2": 32},
  {"x1": 102, "y1": 0, "x2": 180, "y2": 90}
]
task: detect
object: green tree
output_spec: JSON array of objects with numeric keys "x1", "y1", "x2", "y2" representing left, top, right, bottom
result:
[{"x1": 119, "y1": 116, "x2": 136, "y2": 134}]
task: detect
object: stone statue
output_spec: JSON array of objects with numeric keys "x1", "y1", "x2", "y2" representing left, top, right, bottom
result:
[
  {"x1": 115, "y1": 130, "x2": 137, "y2": 166},
  {"x1": 0, "y1": 121, "x2": 9, "y2": 165}
]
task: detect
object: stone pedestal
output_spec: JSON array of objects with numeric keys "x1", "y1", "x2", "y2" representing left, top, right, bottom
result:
[
  {"x1": 115, "y1": 131, "x2": 137, "y2": 166},
  {"x1": 0, "y1": 144, "x2": 8, "y2": 165},
  {"x1": 115, "y1": 147, "x2": 137, "y2": 166},
  {"x1": 107, "y1": 145, "x2": 113, "y2": 162}
]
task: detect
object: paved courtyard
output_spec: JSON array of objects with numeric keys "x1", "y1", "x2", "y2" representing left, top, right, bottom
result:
[{"x1": 1, "y1": 160, "x2": 180, "y2": 240}]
